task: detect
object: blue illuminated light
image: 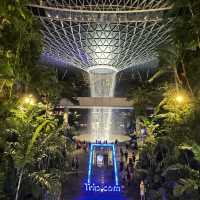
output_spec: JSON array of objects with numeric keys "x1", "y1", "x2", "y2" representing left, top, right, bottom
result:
[
  {"x1": 84, "y1": 183, "x2": 121, "y2": 192},
  {"x1": 86, "y1": 143, "x2": 120, "y2": 193},
  {"x1": 112, "y1": 144, "x2": 119, "y2": 185},
  {"x1": 88, "y1": 144, "x2": 93, "y2": 184}
]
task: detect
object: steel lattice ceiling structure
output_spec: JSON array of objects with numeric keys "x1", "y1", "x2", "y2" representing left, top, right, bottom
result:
[{"x1": 29, "y1": 0, "x2": 172, "y2": 72}]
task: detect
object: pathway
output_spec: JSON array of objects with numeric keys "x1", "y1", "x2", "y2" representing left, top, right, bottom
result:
[{"x1": 61, "y1": 147, "x2": 140, "y2": 200}]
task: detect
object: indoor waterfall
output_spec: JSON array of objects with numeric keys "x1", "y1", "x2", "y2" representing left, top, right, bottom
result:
[{"x1": 89, "y1": 67, "x2": 116, "y2": 141}]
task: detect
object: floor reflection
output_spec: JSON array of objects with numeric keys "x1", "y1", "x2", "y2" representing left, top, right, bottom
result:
[
  {"x1": 62, "y1": 150, "x2": 137, "y2": 200},
  {"x1": 74, "y1": 191, "x2": 127, "y2": 200}
]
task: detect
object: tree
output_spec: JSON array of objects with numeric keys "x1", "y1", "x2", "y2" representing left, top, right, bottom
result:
[
  {"x1": 0, "y1": 101, "x2": 73, "y2": 200},
  {"x1": 0, "y1": 0, "x2": 42, "y2": 98},
  {"x1": 132, "y1": 2, "x2": 200, "y2": 198},
  {"x1": 127, "y1": 83, "x2": 162, "y2": 116}
]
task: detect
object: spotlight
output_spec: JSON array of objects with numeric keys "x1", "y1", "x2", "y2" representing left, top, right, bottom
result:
[
  {"x1": 176, "y1": 95, "x2": 184, "y2": 103},
  {"x1": 23, "y1": 95, "x2": 36, "y2": 105}
]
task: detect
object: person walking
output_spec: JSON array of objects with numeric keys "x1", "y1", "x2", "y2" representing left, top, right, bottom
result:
[
  {"x1": 125, "y1": 150, "x2": 128, "y2": 162},
  {"x1": 120, "y1": 147, "x2": 124, "y2": 158},
  {"x1": 132, "y1": 151, "x2": 136, "y2": 163},
  {"x1": 75, "y1": 157, "x2": 79, "y2": 175},
  {"x1": 119, "y1": 160, "x2": 124, "y2": 172},
  {"x1": 128, "y1": 158, "x2": 134, "y2": 181},
  {"x1": 83, "y1": 141, "x2": 87, "y2": 153},
  {"x1": 140, "y1": 180, "x2": 145, "y2": 200},
  {"x1": 71, "y1": 157, "x2": 75, "y2": 170},
  {"x1": 126, "y1": 166, "x2": 131, "y2": 186}
]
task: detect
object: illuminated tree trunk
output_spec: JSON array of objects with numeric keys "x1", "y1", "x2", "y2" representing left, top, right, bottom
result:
[
  {"x1": 181, "y1": 59, "x2": 194, "y2": 96},
  {"x1": 15, "y1": 168, "x2": 24, "y2": 200}
]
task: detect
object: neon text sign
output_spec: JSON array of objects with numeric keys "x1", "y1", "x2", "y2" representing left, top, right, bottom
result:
[{"x1": 84, "y1": 183, "x2": 121, "y2": 192}]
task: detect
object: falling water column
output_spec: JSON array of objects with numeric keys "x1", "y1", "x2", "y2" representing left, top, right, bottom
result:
[{"x1": 89, "y1": 68, "x2": 116, "y2": 142}]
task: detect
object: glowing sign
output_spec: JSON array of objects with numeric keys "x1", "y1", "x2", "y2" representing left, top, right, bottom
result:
[
  {"x1": 85, "y1": 143, "x2": 120, "y2": 192},
  {"x1": 84, "y1": 183, "x2": 121, "y2": 192}
]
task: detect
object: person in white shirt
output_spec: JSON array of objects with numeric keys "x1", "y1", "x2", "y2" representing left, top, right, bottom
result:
[{"x1": 140, "y1": 180, "x2": 145, "y2": 200}]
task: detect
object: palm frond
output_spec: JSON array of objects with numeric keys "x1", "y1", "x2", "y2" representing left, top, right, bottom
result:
[
  {"x1": 30, "y1": 170, "x2": 61, "y2": 194},
  {"x1": 173, "y1": 178, "x2": 199, "y2": 197}
]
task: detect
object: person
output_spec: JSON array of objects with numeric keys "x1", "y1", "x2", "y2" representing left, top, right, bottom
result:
[
  {"x1": 126, "y1": 166, "x2": 131, "y2": 186},
  {"x1": 120, "y1": 147, "x2": 124, "y2": 158},
  {"x1": 125, "y1": 150, "x2": 128, "y2": 162},
  {"x1": 83, "y1": 141, "x2": 87, "y2": 153},
  {"x1": 119, "y1": 160, "x2": 124, "y2": 172},
  {"x1": 140, "y1": 180, "x2": 145, "y2": 200},
  {"x1": 132, "y1": 151, "x2": 136, "y2": 163},
  {"x1": 75, "y1": 157, "x2": 79, "y2": 175},
  {"x1": 76, "y1": 141, "x2": 81, "y2": 150},
  {"x1": 128, "y1": 158, "x2": 134, "y2": 171},
  {"x1": 71, "y1": 157, "x2": 75, "y2": 170},
  {"x1": 128, "y1": 158, "x2": 134, "y2": 181},
  {"x1": 121, "y1": 169, "x2": 126, "y2": 189}
]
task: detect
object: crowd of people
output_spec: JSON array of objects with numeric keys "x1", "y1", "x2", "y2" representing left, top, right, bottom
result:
[
  {"x1": 118, "y1": 142, "x2": 146, "y2": 200},
  {"x1": 71, "y1": 137, "x2": 146, "y2": 199},
  {"x1": 119, "y1": 144, "x2": 136, "y2": 187}
]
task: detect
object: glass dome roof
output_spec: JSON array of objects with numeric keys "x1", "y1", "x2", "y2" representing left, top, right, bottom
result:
[{"x1": 29, "y1": 0, "x2": 172, "y2": 72}]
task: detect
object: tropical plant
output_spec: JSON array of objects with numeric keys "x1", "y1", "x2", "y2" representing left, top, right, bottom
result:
[
  {"x1": 0, "y1": 101, "x2": 73, "y2": 200},
  {"x1": 136, "y1": 136, "x2": 200, "y2": 200},
  {"x1": 127, "y1": 83, "x2": 162, "y2": 116},
  {"x1": 0, "y1": 0, "x2": 42, "y2": 98}
]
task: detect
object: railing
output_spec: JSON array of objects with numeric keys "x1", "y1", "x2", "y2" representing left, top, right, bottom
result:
[{"x1": 28, "y1": 3, "x2": 172, "y2": 23}]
